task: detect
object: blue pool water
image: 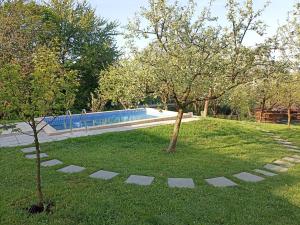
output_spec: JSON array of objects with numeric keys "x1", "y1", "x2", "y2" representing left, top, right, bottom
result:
[{"x1": 44, "y1": 109, "x2": 157, "y2": 131}]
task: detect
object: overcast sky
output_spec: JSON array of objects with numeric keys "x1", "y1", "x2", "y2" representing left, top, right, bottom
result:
[{"x1": 89, "y1": 0, "x2": 297, "y2": 51}]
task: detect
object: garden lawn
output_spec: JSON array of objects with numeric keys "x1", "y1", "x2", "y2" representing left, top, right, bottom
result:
[{"x1": 0, "y1": 118, "x2": 300, "y2": 225}]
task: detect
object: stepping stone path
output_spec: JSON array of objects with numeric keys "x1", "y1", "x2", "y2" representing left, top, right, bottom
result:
[
  {"x1": 18, "y1": 127, "x2": 300, "y2": 190},
  {"x1": 25, "y1": 153, "x2": 48, "y2": 159},
  {"x1": 168, "y1": 178, "x2": 195, "y2": 188},
  {"x1": 21, "y1": 147, "x2": 38, "y2": 153},
  {"x1": 41, "y1": 159, "x2": 63, "y2": 167},
  {"x1": 125, "y1": 175, "x2": 154, "y2": 186},
  {"x1": 233, "y1": 172, "x2": 264, "y2": 182},
  {"x1": 253, "y1": 169, "x2": 277, "y2": 177},
  {"x1": 264, "y1": 164, "x2": 288, "y2": 172},
  {"x1": 205, "y1": 177, "x2": 237, "y2": 187},
  {"x1": 273, "y1": 160, "x2": 295, "y2": 168},
  {"x1": 57, "y1": 165, "x2": 85, "y2": 173},
  {"x1": 89, "y1": 170, "x2": 119, "y2": 180}
]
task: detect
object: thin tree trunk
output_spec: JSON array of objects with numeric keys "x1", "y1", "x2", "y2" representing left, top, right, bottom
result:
[
  {"x1": 202, "y1": 89, "x2": 212, "y2": 117},
  {"x1": 287, "y1": 106, "x2": 292, "y2": 128},
  {"x1": 203, "y1": 99, "x2": 209, "y2": 117},
  {"x1": 162, "y1": 95, "x2": 168, "y2": 110},
  {"x1": 31, "y1": 118, "x2": 44, "y2": 207},
  {"x1": 193, "y1": 103, "x2": 197, "y2": 115},
  {"x1": 247, "y1": 106, "x2": 252, "y2": 117},
  {"x1": 167, "y1": 108, "x2": 184, "y2": 153},
  {"x1": 259, "y1": 97, "x2": 266, "y2": 123}
]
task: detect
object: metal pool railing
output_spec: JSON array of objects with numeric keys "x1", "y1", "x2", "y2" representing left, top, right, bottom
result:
[
  {"x1": 65, "y1": 110, "x2": 73, "y2": 132},
  {"x1": 81, "y1": 109, "x2": 88, "y2": 132}
]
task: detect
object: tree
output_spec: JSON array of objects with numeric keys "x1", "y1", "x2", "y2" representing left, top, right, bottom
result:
[
  {"x1": 98, "y1": 59, "x2": 150, "y2": 109},
  {"x1": 278, "y1": 3, "x2": 300, "y2": 68},
  {"x1": 275, "y1": 73, "x2": 300, "y2": 127},
  {"x1": 126, "y1": 0, "x2": 272, "y2": 152},
  {"x1": 43, "y1": 0, "x2": 119, "y2": 109},
  {"x1": 0, "y1": 47, "x2": 78, "y2": 210},
  {"x1": 0, "y1": 0, "x2": 46, "y2": 76}
]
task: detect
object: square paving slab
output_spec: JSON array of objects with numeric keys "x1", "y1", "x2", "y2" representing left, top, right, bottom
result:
[
  {"x1": 89, "y1": 170, "x2": 119, "y2": 180},
  {"x1": 273, "y1": 159, "x2": 295, "y2": 168},
  {"x1": 274, "y1": 138, "x2": 284, "y2": 141},
  {"x1": 292, "y1": 155, "x2": 300, "y2": 159},
  {"x1": 25, "y1": 153, "x2": 48, "y2": 159},
  {"x1": 41, "y1": 159, "x2": 63, "y2": 167},
  {"x1": 168, "y1": 178, "x2": 195, "y2": 188},
  {"x1": 283, "y1": 145, "x2": 300, "y2": 150},
  {"x1": 125, "y1": 175, "x2": 154, "y2": 186},
  {"x1": 205, "y1": 177, "x2": 237, "y2": 187},
  {"x1": 233, "y1": 172, "x2": 264, "y2": 182},
  {"x1": 57, "y1": 165, "x2": 85, "y2": 173},
  {"x1": 282, "y1": 157, "x2": 300, "y2": 163},
  {"x1": 277, "y1": 141, "x2": 293, "y2": 145},
  {"x1": 253, "y1": 169, "x2": 277, "y2": 177},
  {"x1": 264, "y1": 164, "x2": 288, "y2": 172},
  {"x1": 21, "y1": 147, "x2": 38, "y2": 153}
]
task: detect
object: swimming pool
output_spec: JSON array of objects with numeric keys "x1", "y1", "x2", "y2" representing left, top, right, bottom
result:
[{"x1": 43, "y1": 108, "x2": 190, "y2": 135}]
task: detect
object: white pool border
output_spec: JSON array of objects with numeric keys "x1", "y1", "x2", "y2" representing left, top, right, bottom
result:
[{"x1": 43, "y1": 108, "x2": 193, "y2": 136}]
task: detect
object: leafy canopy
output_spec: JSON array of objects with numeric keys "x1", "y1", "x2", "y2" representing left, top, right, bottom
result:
[{"x1": 0, "y1": 47, "x2": 78, "y2": 121}]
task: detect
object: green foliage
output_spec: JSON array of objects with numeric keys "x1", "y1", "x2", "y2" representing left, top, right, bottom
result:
[
  {"x1": 278, "y1": 3, "x2": 300, "y2": 67},
  {"x1": 0, "y1": 0, "x2": 119, "y2": 111},
  {"x1": 124, "y1": 0, "x2": 274, "y2": 110},
  {"x1": 98, "y1": 59, "x2": 151, "y2": 109},
  {"x1": 43, "y1": 0, "x2": 120, "y2": 109},
  {"x1": 0, "y1": 47, "x2": 78, "y2": 121},
  {"x1": 0, "y1": 0, "x2": 46, "y2": 70},
  {"x1": 275, "y1": 73, "x2": 300, "y2": 109}
]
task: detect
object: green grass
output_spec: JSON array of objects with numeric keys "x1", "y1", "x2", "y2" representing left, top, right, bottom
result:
[{"x1": 0, "y1": 118, "x2": 300, "y2": 225}]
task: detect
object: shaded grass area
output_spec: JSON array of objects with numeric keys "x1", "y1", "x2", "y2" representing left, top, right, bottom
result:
[{"x1": 0, "y1": 118, "x2": 300, "y2": 225}]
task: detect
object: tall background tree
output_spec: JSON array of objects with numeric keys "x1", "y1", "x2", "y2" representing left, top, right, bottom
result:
[{"x1": 42, "y1": 0, "x2": 120, "y2": 110}]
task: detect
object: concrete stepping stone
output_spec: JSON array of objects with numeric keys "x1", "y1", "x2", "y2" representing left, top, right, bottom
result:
[
  {"x1": 283, "y1": 144, "x2": 300, "y2": 150},
  {"x1": 273, "y1": 160, "x2": 295, "y2": 168},
  {"x1": 168, "y1": 178, "x2": 195, "y2": 188},
  {"x1": 89, "y1": 170, "x2": 119, "y2": 180},
  {"x1": 273, "y1": 136, "x2": 285, "y2": 141},
  {"x1": 57, "y1": 165, "x2": 85, "y2": 173},
  {"x1": 21, "y1": 147, "x2": 38, "y2": 153},
  {"x1": 292, "y1": 155, "x2": 300, "y2": 159},
  {"x1": 25, "y1": 153, "x2": 48, "y2": 159},
  {"x1": 125, "y1": 175, "x2": 154, "y2": 186},
  {"x1": 282, "y1": 145, "x2": 300, "y2": 153},
  {"x1": 264, "y1": 164, "x2": 288, "y2": 172},
  {"x1": 233, "y1": 172, "x2": 264, "y2": 182},
  {"x1": 282, "y1": 157, "x2": 300, "y2": 163},
  {"x1": 205, "y1": 177, "x2": 237, "y2": 187},
  {"x1": 41, "y1": 159, "x2": 63, "y2": 167},
  {"x1": 253, "y1": 169, "x2": 277, "y2": 177},
  {"x1": 278, "y1": 141, "x2": 293, "y2": 145}
]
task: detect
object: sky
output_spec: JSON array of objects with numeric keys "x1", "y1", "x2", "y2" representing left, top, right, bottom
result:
[{"x1": 89, "y1": 0, "x2": 297, "y2": 51}]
